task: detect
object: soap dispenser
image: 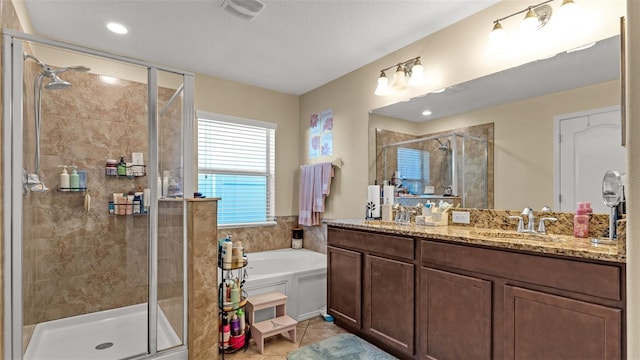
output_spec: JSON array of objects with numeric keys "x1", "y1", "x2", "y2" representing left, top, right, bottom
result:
[
  {"x1": 69, "y1": 165, "x2": 79, "y2": 191},
  {"x1": 58, "y1": 165, "x2": 70, "y2": 191}
]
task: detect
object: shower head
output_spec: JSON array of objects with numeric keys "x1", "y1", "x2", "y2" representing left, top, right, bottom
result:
[
  {"x1": 435, "y1": 138, "x2": 450, "y2": 151},
  {"x1": 44, "y1": 74, "x2": 71, "y2": 90}
]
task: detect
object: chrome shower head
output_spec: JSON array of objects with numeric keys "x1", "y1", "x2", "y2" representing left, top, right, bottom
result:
[
  {"x1": 435, "y1": 138, "x2": 450, "y2": 151},
  {"x1": 44, "y1": 73, "x2": 71, "y2": 90}
]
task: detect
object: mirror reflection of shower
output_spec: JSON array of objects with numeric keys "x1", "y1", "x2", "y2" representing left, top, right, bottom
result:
[
  {"x1": 435, "y1": 137, "x2": 451, "y2": 190},
  {"x1": 23, "y1": 51, "x2": 90, "y2": 193}
]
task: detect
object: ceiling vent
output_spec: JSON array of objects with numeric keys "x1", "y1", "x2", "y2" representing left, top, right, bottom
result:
[{"x1": 221, "y1": 0, "x2": 266, "y2": 21}]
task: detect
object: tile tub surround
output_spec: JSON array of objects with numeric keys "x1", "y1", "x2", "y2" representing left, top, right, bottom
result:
[
  {"x1": 221, "y1": 215, "x2": 327, "y2": 255},
  {"x1": 324, "y1": 218, "x2": 625, "y2": 263}
]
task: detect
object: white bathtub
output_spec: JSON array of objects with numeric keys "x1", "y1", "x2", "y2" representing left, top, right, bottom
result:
[{"x1": 243, "y1": 248, "x2": 327, "y2": 323}]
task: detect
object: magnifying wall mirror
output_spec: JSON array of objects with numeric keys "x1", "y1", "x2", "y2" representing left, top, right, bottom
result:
[{"x1": 602, "y1": 169, "x2": 623, "y2": 239}]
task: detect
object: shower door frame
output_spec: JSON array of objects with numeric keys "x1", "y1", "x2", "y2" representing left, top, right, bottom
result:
[{"x1": 2, "y1": 30, "x2": 195, "y2": 360}]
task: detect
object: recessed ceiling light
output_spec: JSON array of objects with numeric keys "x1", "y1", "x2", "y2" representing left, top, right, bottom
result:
[
  {"x1": 107, "y1": 22, "x2": 128, "y2": 35},
  {"x1": 422, "y1": 110, "x2": 433, "y2": 116},
  {"x1": 431, "y1": 88, "x2": 446, "y2": 94}
]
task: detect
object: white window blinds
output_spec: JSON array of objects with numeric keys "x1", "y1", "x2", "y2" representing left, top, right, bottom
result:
[{"x1": 197, "y1": 112, "x2": 276, "y2": 226}]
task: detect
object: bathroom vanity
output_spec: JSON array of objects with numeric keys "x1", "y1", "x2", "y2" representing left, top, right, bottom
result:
[{"x1": 326, "y1": 220, "x2": 625, "y2": 360}]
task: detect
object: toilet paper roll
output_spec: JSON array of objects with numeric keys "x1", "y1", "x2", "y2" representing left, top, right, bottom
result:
[{"x1": 367, "y1": 185, "x2": 381, "y2": 218}]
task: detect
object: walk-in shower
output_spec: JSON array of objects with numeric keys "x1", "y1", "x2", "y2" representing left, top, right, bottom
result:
[
  {"x1": 23, "y1": 51, "x2": 90, "y2": 193},
  {"x1": 381, "y1": 132, "x2": 489, "y2": 208},
  {"x1": 4, "y1": 31, "x2": 194, "y2": 360}
]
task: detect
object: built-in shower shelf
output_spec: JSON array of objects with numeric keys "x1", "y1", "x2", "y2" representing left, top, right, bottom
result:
[
  {"x1": 57, "y1": 187, "x2": 87, "y2": 192},
  {"x1": 105, "y1": 164, "x2": 146, "y2": 178}
]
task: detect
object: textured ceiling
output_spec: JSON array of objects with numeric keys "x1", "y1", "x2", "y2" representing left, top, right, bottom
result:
[{"x1": 23, "y1": 0, "x2": 500, "y2": 95}]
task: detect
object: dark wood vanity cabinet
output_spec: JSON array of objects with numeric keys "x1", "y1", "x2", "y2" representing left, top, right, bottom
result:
[
  {"x1": 327, "y1": 227, "x2": 415, "y2": 357},
  {"x1": 504, "y1": 286, "x2": 622, "y2": 360},
  {"x1": 327, "y1": 226, "x2": 625, "y2": 360},
  {"x1": 364, "y1": 254, "x2": 414, "y2": 355},
  {"x1": 418, "y1": 267, "x2": 492, "y2": 360},
  {"x1": 327, "y1": 246, "x2": 362, "y2": 328}
]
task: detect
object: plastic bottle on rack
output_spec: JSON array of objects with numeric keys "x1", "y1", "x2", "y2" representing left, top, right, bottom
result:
[
  {"x1": 69, "y1": 166, "x2": 79, "y2": 191},
  {"x1": 237, "y1": 308, "x2": 245, "y2": 333},
  {"x1": 117, "y1": 157, "x2": 127, "y2": 176},
  {"x1": 220, "y1": 317, "x2": 230, "y2": 349},
  {"x1": 59, "y1": 165, "x2": 69, "y2": 190},
  {"x1": 230, "y1": 314, "x2": 241, "y2": 336}
]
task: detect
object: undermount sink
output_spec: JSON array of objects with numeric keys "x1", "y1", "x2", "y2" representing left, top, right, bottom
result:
[{"x1": 470, "y1": 228, "x2": 564, "y2": 242}]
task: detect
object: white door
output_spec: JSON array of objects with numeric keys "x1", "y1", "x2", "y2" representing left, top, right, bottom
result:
[{"x1": 555, "y1": 106, "x2": 624, "y2": 214}]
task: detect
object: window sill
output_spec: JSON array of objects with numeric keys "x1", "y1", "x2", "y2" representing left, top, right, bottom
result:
[{"x1": 218, "y1": 221, "x2": 277, "y2": 229}]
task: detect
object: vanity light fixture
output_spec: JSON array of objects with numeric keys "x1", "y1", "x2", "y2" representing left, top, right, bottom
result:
[
  {"x1": 489, "y1": 0, "x2": 578, "y2": 48},
  {"x1": 374, "y1": 56, "x2": 425, "y2": 96}
]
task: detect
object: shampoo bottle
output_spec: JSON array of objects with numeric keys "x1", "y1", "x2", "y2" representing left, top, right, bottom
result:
[
  {"x1": 59, "y1": 165, "x2": 69, "y2": 190},
  {"x1": 69, "y1": 166, "x2": 79, "y2": 191},
  {"x1": 117, "y1": 157, "x2": 127, "y2": 176}
]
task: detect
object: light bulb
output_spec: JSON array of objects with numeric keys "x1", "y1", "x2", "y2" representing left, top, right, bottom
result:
[
  {"x1": 393, "y1": 65, "x2": 407, "y2": 90},
  {"x1": 408, "y1": 61, "x2": 425, "y2": 87},
  {"x1": 374, "y1": 71, "x2": 390, "y2": 96},
  {"x1": 521, "y1": 8, "x2": 539, "y2": 33},
  {"x1": 556, "y1": 0, "x2": 580, "y2": 32},
  {"x1": 488, "y1": 21, "x2": 507, "y2": 55}
]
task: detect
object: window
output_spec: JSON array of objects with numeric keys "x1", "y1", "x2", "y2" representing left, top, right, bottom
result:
[
  {"x1": 397, "y1": 147, "x2": 430, "y2": 194},
  {"x1": 197, "y1": 111, "x2": 276, "y2": 227}
]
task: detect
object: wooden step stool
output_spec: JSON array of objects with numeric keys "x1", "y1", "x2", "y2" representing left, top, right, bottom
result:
[{"x1": 246, "y1": 292, "x2": 297, "y2": 354}]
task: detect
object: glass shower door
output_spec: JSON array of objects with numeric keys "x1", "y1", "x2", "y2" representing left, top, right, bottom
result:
[{"x1": 19, "y1": 40, "x2": 152, "y2": 360}]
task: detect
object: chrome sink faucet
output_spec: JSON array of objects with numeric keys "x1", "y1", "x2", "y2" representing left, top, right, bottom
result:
[
  {"x1": 522, "y1": 207, "x2": 535, "y2": 233},
  {"x1": 508, "y1": 207, "x2": 536, "y2": 233}
]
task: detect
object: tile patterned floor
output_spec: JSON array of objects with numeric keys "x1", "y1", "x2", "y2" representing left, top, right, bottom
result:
[{"x1": 223, "y1": 316, "x2": 347, "y2": 359}]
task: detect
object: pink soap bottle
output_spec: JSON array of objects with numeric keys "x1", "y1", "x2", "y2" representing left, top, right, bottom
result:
[{"x1": 573, "y1": 202, "x2": 589, "y2": 238}]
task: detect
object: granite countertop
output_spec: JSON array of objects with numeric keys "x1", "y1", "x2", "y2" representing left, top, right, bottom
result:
[{"x1": 324, "y1": 219, "x2": 625, "y2": 263}]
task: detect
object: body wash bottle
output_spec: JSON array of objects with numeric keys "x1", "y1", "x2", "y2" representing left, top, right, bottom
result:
[
  {"x1": 59, "y1": 165, "x2": 69, "y2": 191},
  {"x1": 69, "y1": 166, "x2": 80, "y2": 191}
]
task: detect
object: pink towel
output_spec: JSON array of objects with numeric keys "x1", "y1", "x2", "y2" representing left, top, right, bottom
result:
[
  {"x1": 299, "y1": 162, "x2": 334, "y2": 226},
  {"x1": 299, "y1": 165, "x2": 315, "y2": 226}
]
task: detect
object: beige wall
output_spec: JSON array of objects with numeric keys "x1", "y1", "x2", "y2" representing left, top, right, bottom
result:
[
  {"x1": 299, "y1": 0, "x2": 625, "y2": 219},
  {"x1": 194, "y1": 76, "x2": 300, "y2": 216},
  {"x1": 378, "y1": 80, "x2": 618, "y2": 211}
]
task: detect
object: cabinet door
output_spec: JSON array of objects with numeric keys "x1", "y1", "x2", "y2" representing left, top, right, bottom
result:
[
  {"x1": 419, "y1": 267, "x2": 492, "y2": 360},
  {"x1": 364, "y1": 254, "x2": 414, "y2": 356},
  {"x1": 327, "y1": 246, "x2": 362, "y2": 328},
  {"x1": 504, "y1": 285, "x2": 621, "y2": 359}
]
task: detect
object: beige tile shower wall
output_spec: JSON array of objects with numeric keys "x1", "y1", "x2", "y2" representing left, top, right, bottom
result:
[{"x1": 21, "y1": 69, "x2": 176, "y2": 325}]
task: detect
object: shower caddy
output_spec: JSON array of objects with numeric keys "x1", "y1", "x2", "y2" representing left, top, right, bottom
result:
[{"x1": 218, "y1": 242, "x2": 250, "y2": 357}]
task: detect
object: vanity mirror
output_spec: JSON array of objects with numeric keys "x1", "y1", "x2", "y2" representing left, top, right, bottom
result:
[{"x1": 369, "y1": 34, "x2": 622, "y2": 213}]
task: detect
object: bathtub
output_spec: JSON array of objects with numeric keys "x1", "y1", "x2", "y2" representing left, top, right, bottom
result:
[{"x1": 243, "y1": 248, "x2": 327, "y2": 323}]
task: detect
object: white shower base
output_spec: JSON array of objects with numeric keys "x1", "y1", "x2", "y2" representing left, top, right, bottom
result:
[{"x1": 24, "y1": 303, "x2": 182, "y2": 360}]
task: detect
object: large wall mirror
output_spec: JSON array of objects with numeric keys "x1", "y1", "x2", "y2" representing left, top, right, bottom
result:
[{"x1": 369, "y1": 34, "x2": 622, "y2": 213}]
